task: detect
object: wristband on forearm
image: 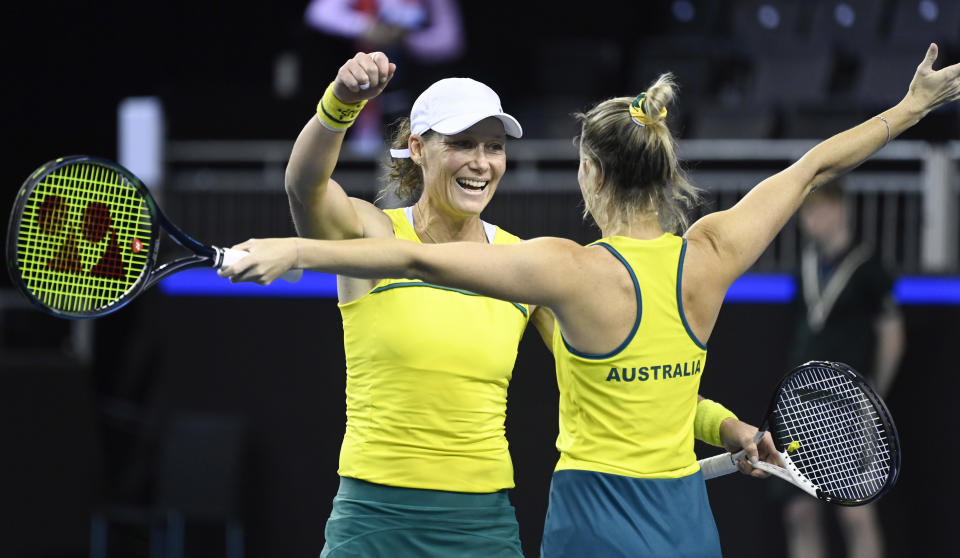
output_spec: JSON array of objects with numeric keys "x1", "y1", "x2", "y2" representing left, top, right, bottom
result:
[
  {"x1": 316, "y1": 81, "x2": 367, "y2": 132},
  {"x1": 694, "y1": 398, "x2": 738, "y2": 447}
]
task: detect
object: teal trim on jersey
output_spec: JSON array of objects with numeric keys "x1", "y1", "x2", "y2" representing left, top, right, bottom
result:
[
  {"x1": 676, "y1": 239, "x2": 707, "y2": 350},
  {"x1": 370, "y1": 281, "x2": 528, "y2": 317},
  {"x1": 560, "y1": 242, "x2": 642, "y2": 360}
]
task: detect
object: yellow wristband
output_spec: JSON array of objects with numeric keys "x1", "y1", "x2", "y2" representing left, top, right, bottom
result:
[
  {"x1": 694, "y1": 399, "x2": 738, "y2": 448},
  {"x1": 316, "y1": 82, "x2": 368, "y2": 132}
]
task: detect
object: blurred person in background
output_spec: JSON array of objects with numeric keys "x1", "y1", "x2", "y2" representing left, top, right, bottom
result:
[
  {"x1": 304, "y1": 0, "x2": 464, "y2": 154},
  {"x1": 270, "y1": 50, "x2": 771, "y2": 557},
  {"x1": 781, "y1": 177, "x2": 905, "y2": 558}
]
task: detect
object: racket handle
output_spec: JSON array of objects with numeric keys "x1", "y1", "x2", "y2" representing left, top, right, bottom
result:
[
  {"x1": 698, "y1": 450, "x2": 745, "y2": 480},
  {"x1": 698, "y1": 429, "x2": 763, "y2": 480},
  {"x1": 217, "y1": 248, "x2": 303, "y2": 283}
]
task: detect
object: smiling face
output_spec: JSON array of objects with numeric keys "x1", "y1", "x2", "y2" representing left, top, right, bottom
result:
[{"x1": 412, "y1": 117, "x2": 507, "y2": 218}]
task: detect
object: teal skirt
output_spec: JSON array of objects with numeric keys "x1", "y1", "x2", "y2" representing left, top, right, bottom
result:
[
  {"x1": 320, "y1": 476, "x2": 524, "y2": 558},
  {"x1": 540, "y1": 469, "x2": 722, "y2": 558}
]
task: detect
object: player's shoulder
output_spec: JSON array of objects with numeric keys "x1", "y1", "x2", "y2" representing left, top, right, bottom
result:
[{"x1": 523, "y1": 237, "x2": 594, "y2": 267}]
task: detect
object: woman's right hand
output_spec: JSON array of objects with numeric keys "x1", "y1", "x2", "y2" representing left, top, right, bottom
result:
[
  {"x1": 332, "y1": 51, "x2": 397, "y2": 104},
  {"x1": 902, "y1": 43, "x2": 960, "y2": 117},
  {"x1": 218, "y1": 238, "x2": 301, "y2": 285}
]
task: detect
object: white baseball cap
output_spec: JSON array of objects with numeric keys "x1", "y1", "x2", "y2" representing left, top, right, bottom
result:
[{"x1": 389, "y1": 77, "x2": 522, "y2": 158}]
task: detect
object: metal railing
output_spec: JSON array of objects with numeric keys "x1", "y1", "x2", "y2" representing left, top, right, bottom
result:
[{"x1": 164, "y1": 138, "x2": 960, "y2": 274}]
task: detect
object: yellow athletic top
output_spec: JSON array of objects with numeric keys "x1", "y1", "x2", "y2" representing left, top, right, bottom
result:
[
  {"x1": 552, "y1": 234, "x2": 708, "y2": 479},
  {"x1": 337, "y1": 208, "x2": 530, "y2": 492}
]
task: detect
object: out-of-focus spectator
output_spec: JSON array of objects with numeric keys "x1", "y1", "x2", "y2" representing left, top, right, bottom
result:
[
  {"x1": 304, "y1": 0, "x2": 464, "y2": 154},
  {"x1": 781, "y1": 177, "x2": 905, "y2": 558}
]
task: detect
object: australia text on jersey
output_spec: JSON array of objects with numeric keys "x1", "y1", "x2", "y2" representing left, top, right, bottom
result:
[{"x1": 605, "y1": 359, "x2": 703, "y2": 382}]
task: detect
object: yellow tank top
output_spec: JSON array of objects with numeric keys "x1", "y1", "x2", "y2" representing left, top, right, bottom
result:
[
  {"x1": 552, "y1": 234, "x2": 708, "y2": 479},
  {"x1": 337, "y1": 208, "x2": 530, "y2": 492}
]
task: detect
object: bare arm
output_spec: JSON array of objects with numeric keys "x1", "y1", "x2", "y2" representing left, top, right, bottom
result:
[
  {"x1": 717, "y1": 417, "x2": 782, "y2": 477},
  {"x1": 873, "y1": 301, "x2": 906, "y2": 398},
  {"x1": 694, "y1": 395, "x2": 779, "y2": 476},
  {"x1": 285, "y1": 52, "x2": 396, "y2": 240},
  {"x1": 686, "y1": 44, "x2": 960, "y2": 295},
  {"x1": 220, "y1": 235, "x2": 588, "y2": 310},
  {"x1": 529, "y1": 305, "x2": 556, "y2": 354}
]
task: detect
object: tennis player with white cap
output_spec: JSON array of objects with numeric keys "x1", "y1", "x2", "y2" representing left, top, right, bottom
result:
[
  {"x1": 278, "y1": 51, "x2": 770, "y2": 557},
  {"x1": 287, "y1": 49, "x2": 552, "y2": 558},
  {"x1": 388, "y1": 76, "x2": 523, "y2": 158}
]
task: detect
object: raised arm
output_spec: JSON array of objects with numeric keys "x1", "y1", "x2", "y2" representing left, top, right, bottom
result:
[
  {"x1": 685, "y1": 44, "x2": 960, "y2": 293},
  {"x1": 285, "y1": 52, "x2": 396, "y2": 240}
]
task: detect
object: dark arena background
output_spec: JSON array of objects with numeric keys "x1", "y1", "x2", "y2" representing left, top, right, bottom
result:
[{"x1": 3, "y1": 1, "x2": 959, "y2": 556}]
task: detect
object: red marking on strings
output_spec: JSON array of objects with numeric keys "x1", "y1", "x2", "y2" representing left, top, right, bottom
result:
[
  {"x1": 89, "y1": 230, "x2": 126, "y2": 280},
  {"x1": 132, "y1": 238, "x2": 143, "y2": 254},
  {"x1": 82, "y1": 202, "x2": 112, "y2": 243},
  {"x1": 47, "y1": 235, "x2": 83, "y2": 273},
  {"x1": 37, "y1": 195, "x2": 67, "y2": 235}
]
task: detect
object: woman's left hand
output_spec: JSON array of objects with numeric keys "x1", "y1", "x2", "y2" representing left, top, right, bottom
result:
[
  {"x1": 217, "y1": 238, "x2": 301, "y2": 285},
  {"x1": 719, "y1": 418, "x2": 784, "y2": 478}
]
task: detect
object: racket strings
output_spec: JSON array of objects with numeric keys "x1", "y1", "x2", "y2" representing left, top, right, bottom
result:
[
  {"x1": 778, "y1": 375, "x2": 891, "y2": 499},
  {"x1": 773, "y1": 366, "x2": 892, "y2": 502},
  {"x1": 16, "y1": 161, "x2": 153, "y2": 314},
  {"x1": 779, "y1": 383, "x2": 890, "y2": 501}
]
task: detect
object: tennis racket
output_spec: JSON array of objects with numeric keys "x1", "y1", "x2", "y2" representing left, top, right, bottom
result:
[
  {"x1": 697, "y1": 360, "x2": 900, "y2": 506},
  {"x1": 7, "y1": 155, "x2": 302, "y2": 319}
]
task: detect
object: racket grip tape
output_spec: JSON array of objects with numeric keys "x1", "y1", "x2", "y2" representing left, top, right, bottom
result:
[
  {"x1": 698, "y1": 450, "x2": 745, "y2": 480},
  {"x1": 217, "y1": 248, "x2": 303, "y2": 283},
  {"x1": 698, "y1": 427, "x2": 764, "y2": 480}
]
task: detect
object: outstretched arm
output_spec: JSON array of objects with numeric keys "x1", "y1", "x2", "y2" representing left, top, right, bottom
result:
[
  {"x1": 686, "y1": 44, "x2": 960, "y2": 293},
  {"x1": 219, "y1": 236, "x2": 588, "y2": 311}
]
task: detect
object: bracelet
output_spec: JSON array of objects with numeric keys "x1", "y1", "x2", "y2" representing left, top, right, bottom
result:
[
  {"x1": 874, "y1": 115, "x2": 891, "y2": 146},
  {"x1": 694, "y1": 399, "x2": 738, "y2": 448},
  {"x1": 316, "y1": 82, "x2": 368, "y2": 132}
]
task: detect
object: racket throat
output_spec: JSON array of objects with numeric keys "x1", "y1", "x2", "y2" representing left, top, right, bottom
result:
[{"x1": 756, "y1": 452, "x2": 819, "y2": 499}]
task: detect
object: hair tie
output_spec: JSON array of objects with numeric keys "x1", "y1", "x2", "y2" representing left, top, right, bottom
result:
[{"x1": 629, "y1": 92, "x2": 667, "y2": 127}]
